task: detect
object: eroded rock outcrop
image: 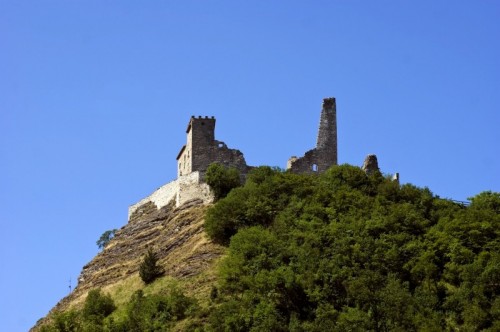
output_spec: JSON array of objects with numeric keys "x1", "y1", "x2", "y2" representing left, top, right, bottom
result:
[{"x1": 32, "y1": 199, "x2": 224, "y2": 331}]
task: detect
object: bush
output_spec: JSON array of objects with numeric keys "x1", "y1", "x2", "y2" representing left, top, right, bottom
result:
[
  {"x1": 40, "y1": 310, "x2": 81, "y2": 332},
  {"x1": 119, "y1": 287, "x2": 197, "y2": 330},
  {"x1": 204, "y1": 163, "x2": 242, "y2": 200},
  {"x1": 39, "y1": 290, "x2": 115, "y2": 331},
  {"x1": 82, "y1": 289, "x2": 116, "y2": 323},
  {"x1": 139, "y1": 248, "x2": 165, "y2": 284}
]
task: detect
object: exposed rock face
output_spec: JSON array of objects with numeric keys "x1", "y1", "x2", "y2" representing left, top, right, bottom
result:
[
  {"x1": 31, "y1": 199, "x2": 224, "y2": 331},
  {"x1": 362, "y1": 154, "x2": 380, "y2": 175}
]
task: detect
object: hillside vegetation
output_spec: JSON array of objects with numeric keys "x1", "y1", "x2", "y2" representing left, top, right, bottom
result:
[{"x1": 39, "y1": 165, "x2": 499, "y2": 331}]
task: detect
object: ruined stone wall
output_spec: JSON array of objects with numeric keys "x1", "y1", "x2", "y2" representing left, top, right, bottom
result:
[
  {"x1": 287, "y1": 150, "x2": 318, "y2": 174},
  {"x1": 288, "y1": 97, "x2": 338, "y2": 173},
  {"x1": 362, "y1": 154, "x2": 380, "y2": 175},
  {"x1": 201, "y1": 140, "x2": 249, "y2": 174},
  {"x1": 128, "y1": 172, "x2": 213, "y2": 222}
]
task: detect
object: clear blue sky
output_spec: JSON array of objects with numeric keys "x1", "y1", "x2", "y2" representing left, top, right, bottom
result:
[{"x1": 1, "y1": 1, "x2": 499, "y2": 330}]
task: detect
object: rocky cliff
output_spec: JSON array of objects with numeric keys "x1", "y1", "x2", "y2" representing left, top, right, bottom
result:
[{"x1": 32, "y1": 198, "x2": 224, "y2": 331}]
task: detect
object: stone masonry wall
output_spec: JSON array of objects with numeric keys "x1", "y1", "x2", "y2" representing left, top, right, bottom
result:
[
  {"x1": 177, "y1": 172, "x2": 213, "y2": 207},
  {"x1": 133, "y1": 97, "x2": 339, "y2": 224},
  {"x1": 128, "y1": 172, "x2": 213, "y2": 222},
  {"x1": 177, "y1": 116, "x2": 249, "y2": 177},
  {"x1": 287, "y1": 97, "x2": 338, "y2": 173},
  {"x1": 201, "y1": 140, "x2": 249, "y2": 174}
]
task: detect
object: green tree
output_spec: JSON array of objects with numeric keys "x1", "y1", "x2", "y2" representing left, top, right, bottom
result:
[
  {"x1": 118, "y1": 287, "x2": 197, "y2": 331},
  {"x1": 204, "y1": 163, "x2": 241, "y2": 200},
  {"x1": 205, "y1": 162, "x2": 500, "y2": 330},
  {"x1": 82, "y1": 289, "x2": 116, "y2": 325},
  {"x1": 96, "y1": 229, "x2": 117, "y2": 250},
  {"x1": 40, "y1": 310, "x2": 82, "y2": 332},
  {"x1": 139, "y1": 248, "x2": 165, "y2": 284}
]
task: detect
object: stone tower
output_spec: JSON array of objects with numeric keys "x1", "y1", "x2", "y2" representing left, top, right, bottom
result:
[
  {"x1": 316, "y1": 97, "x2": 338, "y2": 166},
  {"x1": 177, "y1": 116, "x2": 215, "y2": 177},
  {"x1": 287, "y1": 97, "x2": 338, "y2": 173},
  {"x1": 176, "y1": 116, "x2": 248, "y2": 177}
]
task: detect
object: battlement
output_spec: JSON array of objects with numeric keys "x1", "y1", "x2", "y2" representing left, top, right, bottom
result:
[{"x1": 186, "y1": 115, "x2": 216, "y2": 133}]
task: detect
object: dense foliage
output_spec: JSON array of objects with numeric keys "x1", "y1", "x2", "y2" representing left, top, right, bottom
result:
[
  {"x1": 41, "y1": 289, "x2": 115, "y2": 332},
  {"x1": 205, "y1": 165, "x2": 500, "y2": 331},
  {"x1": 41, "y1": 286, "x2": 196, "y2": 332},
  {"x1": 111, "y1": 287, "x2": 197, "y2": 331},
  {"x1": 41, "y1": 164, "x2": 499, "y2": 331},
  {"x1": 139, "y1": 248, "x2": 165, "y2": 284},
  {"x1": 204, "y1": 163, "x2": 242, "y2": 201}
]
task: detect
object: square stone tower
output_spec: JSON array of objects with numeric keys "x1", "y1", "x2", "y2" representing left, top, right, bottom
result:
[
  {"x1": 177, "y1": 116, "x2": 216, "y2": 177},
  {"x1": 176, "y1": 116, "x2": 248, "y2": 177}
]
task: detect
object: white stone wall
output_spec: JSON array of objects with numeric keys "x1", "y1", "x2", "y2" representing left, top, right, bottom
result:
[
  {"x1": 177, "y1": 172, "x2": 213, "y2": 206},
  {"x1": 128, "y1": 171, "x2": 214, "y2": 221}
]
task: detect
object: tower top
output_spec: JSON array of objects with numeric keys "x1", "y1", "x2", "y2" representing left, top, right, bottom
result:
[
  {"x1": 186, "y1": 115, "x2": 216, "y2": 133},
  {"x1": 316, "y1": 97, "x2": 337, "y2": 150}
]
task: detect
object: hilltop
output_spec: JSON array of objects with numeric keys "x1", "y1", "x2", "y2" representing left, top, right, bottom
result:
[
  {"x1": 33, "y1": 99, "x2": 498, "y2": 330},
  {"x1": 34, "y1": 164, "x2": 499, "y2": 331}
]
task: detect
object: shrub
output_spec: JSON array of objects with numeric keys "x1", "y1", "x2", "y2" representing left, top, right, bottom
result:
[
  {"x1": 40, "y1": 310, "x2": 81, "y2": 332},
  {"x1": 139, "y1": 248, "x2": 165, "y2": 284},
  {"x1": 204, "y1": 163, "x2": 241, "y2": 200},
  {"x1": 119, "y1": 287, "x2": 197, "y2": 330},
  {"x1": 82, "y1": 289, "x2": 116, "y2": 323}
]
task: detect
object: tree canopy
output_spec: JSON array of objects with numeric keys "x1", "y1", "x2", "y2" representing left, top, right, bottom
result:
[
  {"x1": 42, "y1": 165, "x2": 500, "y2": 331},
  {"x1": 204, "y1": 163, "x2": 242, "y2": 201},
  {"x1": 205, "y1": 165, "x2": 500, "y2": 331}
]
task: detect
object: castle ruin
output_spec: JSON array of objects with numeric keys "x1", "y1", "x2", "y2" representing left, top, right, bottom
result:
[
  {"x1": 128, "y1": 97, "x2": 386, "y2": 222},
  {"x1": 128, "y1": 114, "x2": 251, "y2": 221}
]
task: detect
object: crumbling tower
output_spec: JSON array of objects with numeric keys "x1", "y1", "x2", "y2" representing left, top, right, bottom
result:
[
  {"x1": 287, "y1": 97, "x2": 338, "y2": 173},
  {"x1": 316, "y1": 97, "x2": 338, "y2": 167}
]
